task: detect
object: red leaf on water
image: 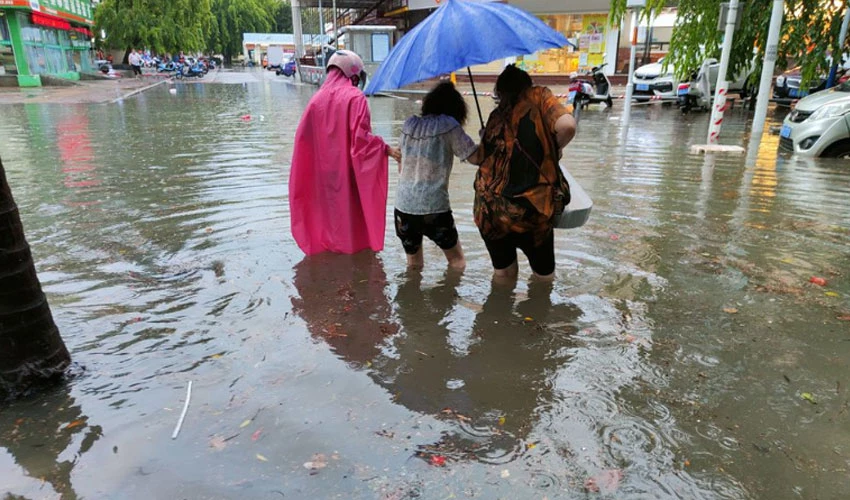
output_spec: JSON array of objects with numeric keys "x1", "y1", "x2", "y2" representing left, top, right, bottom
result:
[
  {"x1": 585, "y1": 469, "x2": 623, "y2": 494},
  {"x1": 251, "y1": 428, "x2": 263, "y2": 441},
  {"x1": 429, "y1": 455, "x2": 447, "y2": 467},
  {"x1": 809, "y1": 277, "x2": 827, "y2": 286},
  {"x1": 64, "y1": 419, "x2": 85, "y2": 430}
]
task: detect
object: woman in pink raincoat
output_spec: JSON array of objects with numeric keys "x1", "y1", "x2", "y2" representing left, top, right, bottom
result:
[{"x1": 289, "y1": 50, "x2": 401, "y2": 255}]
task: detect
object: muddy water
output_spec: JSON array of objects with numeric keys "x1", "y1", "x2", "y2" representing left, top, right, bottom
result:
[{"x1": 0, "y1": 77, "x2": 849, "y2": 499}]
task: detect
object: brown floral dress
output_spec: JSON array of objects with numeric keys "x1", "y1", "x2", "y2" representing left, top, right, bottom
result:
[{"x1": 473, "y1": 86, "x2": 570, "y2": 245}]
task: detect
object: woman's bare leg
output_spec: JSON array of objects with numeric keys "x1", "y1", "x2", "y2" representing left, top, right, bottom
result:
[
  {"x1": 442, "y1": 242, "x2": 466, "y2": 270},
  {"x1": 532, "y1": 270, "x2": 555, "y2": 282},
  {"x1": 493, "y1": 260, "x2": 519, "y2": 283}
]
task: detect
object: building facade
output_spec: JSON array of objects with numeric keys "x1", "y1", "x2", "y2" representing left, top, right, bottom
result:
[
  {"x1": 0, "y1": 0, "x2": 95, "y2": 87},
  {"x1": 376, "y1": 0, "x2": 674, "y2": 76}
]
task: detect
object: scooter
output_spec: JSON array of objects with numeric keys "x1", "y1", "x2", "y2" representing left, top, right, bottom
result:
[
  {"x1": 158, "y1": 61, "x2": 179, "y2": 73},
  {"x1": 180, "y1": 62, "x2": 206, "y2": 78},
  {"x1": 569, "y1": 63, "x2": 614, "y2": 110},
  {"x1": 276, "y1": 58, "x2": 297, "y2": 78},
  {"x1": 679, "y1": 59, "x2": 713, "y2": 113}
]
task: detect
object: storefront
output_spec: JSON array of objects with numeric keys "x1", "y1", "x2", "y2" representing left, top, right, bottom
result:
[
  {"x1": 523, "y1": 12, "x2": 618, "y2": 76},
  {"x1": 0, "y1": 0, "x2": 94, "y2": 87}
]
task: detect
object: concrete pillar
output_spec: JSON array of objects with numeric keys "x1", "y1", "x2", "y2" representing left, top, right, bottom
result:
[{"x1": 291, "y1": 0, "x2": 305, "y2": 59}]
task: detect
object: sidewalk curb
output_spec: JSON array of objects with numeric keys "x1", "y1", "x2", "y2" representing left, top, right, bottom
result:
[{"x1": 111, "y1": 79, "x2": 170, "y2": 103}]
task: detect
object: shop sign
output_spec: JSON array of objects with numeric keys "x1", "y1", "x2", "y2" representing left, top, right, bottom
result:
[
  {"x1": 36, "y1": 0, "x2": 93, "y2": 25},
  {"x1": 32, "y1": 11, "x2": 70, "y2": 29},
  {"x1": 0, "y1": 0, "x2": 93, "y2": 24},
  {"x1": 0, "y1": 0, "x2": 32, "y2": 7}
]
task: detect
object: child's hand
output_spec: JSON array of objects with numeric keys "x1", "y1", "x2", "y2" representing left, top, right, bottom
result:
[{"x1": 388, "y1": 146, "x2": 402, "y2": 165}]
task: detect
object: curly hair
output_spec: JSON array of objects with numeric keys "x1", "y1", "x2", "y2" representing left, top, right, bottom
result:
[{"x1": 421, "y1": 82, "x2": 468, "y2": 125}]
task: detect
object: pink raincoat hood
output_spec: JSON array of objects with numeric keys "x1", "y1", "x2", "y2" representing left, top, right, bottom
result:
[{"x1": 289, "y1": 69, "x2": 389, "y2": 255}]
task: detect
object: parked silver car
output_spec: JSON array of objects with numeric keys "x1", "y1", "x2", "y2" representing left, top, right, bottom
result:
[{"x1": 779, "y1": 82, "x2": 850, "y2": 158}]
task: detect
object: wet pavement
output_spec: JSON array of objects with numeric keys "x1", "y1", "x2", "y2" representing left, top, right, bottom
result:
[{"x1": 0, "y1": 68, "x2": 849, "y2": 499}]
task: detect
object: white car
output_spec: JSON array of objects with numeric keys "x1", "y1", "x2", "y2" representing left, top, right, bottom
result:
[
  {"x1": 779, "y1": 82, "x2": 850, "y2": 157},
  {"x1": 633, "y1": 58, "x2": 678, "y2": 100}
]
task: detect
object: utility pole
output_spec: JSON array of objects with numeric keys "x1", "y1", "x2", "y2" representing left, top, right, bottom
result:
[
  {"x1": 826, "y1": 5, "x2": 850, "y2": 88},
  {"x1": 751, "y1": 0, "x2": 784, "y2": 137},
  {"x1": 622, "y1": 0, "x2": 645, "y2": 130},
  {"x1": 706, "y1": 0, "x2": 739, "y2": 144}
]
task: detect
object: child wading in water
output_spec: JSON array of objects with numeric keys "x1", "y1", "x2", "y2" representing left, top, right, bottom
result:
[{"x1": 395, "y1": 82, "x2": 483, "y2": 270}]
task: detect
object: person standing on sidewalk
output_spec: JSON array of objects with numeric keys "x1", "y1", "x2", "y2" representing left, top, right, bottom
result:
[{"x1": 128, "y1": 49, "x2": 142, "y2": 77}]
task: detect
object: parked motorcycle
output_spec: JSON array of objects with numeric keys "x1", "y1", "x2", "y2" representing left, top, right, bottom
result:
[{"x1": 569, "y1": 63, "x2": 614, "y2": 110}]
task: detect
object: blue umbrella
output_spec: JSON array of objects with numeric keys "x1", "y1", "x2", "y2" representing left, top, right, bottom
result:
[{"x1": 363, "y1": 0, "x2": 571, "y2": 127}]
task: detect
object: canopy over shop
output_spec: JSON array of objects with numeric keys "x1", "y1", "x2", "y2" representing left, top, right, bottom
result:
[{"x1": 0, "y1": 0, "x2": 95, "y2": 87}]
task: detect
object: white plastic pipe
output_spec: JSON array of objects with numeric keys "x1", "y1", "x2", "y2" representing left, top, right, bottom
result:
[
  {"x1": 622, "y1": 10, "x2": 639, "y2": 129},
  {"x1": 751, "y1": 0, "x2": 784, "y2": 137},
  {"x1": 707, "y1": 0, "x2": 739, "y2": 144}
]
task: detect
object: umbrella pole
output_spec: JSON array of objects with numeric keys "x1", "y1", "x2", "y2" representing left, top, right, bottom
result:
[{"x1": 467, "y1": 67, "x2": 485, "y2": 129}]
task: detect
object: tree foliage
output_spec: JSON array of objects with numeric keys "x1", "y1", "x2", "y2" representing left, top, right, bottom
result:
[
  {"x1": 95, "y1": 0, "x2": 300, "y2": 63},
  {"x1": 610, "y1": 0, "x2": 850, "y2": 90},
  {"x1": 208, "y1": 0, "x2": 284, "y2": 63},
  {"x1": 95, "y1": 0, "x2": 212, "y2": 55}
]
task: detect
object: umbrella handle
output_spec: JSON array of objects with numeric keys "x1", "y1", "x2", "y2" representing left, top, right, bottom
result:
[{"x1": 467, "y1": 67, "x2": 485, "y2": 130}]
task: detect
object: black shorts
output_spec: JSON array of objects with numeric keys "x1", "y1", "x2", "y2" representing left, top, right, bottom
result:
[
  {"x1": 394, "y1": 209, "x2": 459, "y2": 255},
  {"x1": 484, "y1": 230, "x2": 555, "y2": 276}
]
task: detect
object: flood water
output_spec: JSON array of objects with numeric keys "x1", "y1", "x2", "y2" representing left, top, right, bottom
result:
[{"x1": 1, "y1": 72, "x2": 849, "y2": 499}]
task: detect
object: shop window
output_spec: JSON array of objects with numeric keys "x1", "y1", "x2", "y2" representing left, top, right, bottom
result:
[
  {"x1": 46, "y1": 46, "x2": 66, "y2": 72},
  {"x1": 43, "y1": 28, "x2": 59, "y2": 46},
  {"x1": 372, "y1": 33, "x2": 390, "y2": 63},
  {"x1": 522, "y1": 13, "x2": 609, "y2": 75},
  {"x1": 25, "y1": 44, "x2": 47, "y2": 74},
  {"x1": 1, "y1": 16, "x2": 11, "y2": 42},
  {"x1": 17, "y1": 14, "x2": 42, "y2": 43},
  {"x1": 65, "y1": 49, "x2": 76, "y2": 71}
]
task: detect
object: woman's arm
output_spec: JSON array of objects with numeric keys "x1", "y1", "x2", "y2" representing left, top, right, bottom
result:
[{"x1": 553, "y1": 113, "x2": 577, "y2": 148}]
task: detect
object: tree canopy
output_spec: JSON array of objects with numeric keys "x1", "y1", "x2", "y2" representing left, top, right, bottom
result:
[
  {"x1": 207, "y1": 0, "x2": 277, "y2": 63},
  {"x1": 95, "y1": 0, "x2": 300, "y2": 62},
  {"x1": 95, "y1": 0, "x2": 213, "y2": 55},
  {"x1": 610, "y1": 0, "x2": 850, "y2": 90}
]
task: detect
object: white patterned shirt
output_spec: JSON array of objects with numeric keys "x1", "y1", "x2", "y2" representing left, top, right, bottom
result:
[{"x1": 395, "y1": 115, "x2": 477, "y2": 215}]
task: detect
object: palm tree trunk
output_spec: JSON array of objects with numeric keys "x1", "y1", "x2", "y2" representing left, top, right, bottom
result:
[{"x1": 0, "y1": 156, "x2": 70, "y2": 399}]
